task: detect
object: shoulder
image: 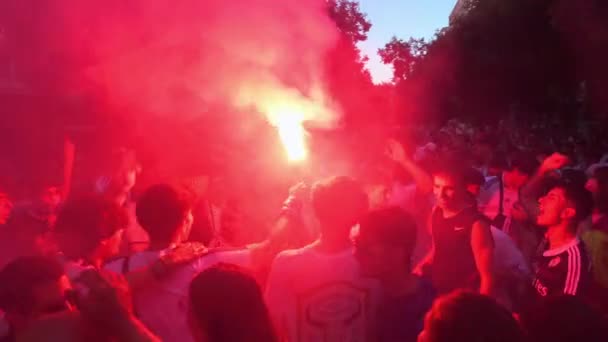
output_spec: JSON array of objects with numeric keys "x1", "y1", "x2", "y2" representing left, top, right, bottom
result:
[{"x1": 270, "y1": 244, "x2": 317, "y2": 269}]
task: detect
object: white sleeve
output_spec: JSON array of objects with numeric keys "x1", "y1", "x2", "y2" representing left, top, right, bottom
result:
[{"x1": 191, "y1": 249, "x2": 253, "y2": 273}]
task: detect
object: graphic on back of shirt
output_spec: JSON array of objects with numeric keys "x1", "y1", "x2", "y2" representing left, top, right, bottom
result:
[
  {"x1": 296, "y1": 281, "x2": 371, "y2": 342},
  {"x1": 532, "y1": 240, "x2": 590, "y2": 298}
]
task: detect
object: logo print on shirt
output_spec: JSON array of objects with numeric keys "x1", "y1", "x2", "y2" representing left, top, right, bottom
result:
[
  {"x1": 297, "y1": 282, "x2": 370, "y2": 342},
  {"x1": 548, "y1": 257, "x2": 561, "y2": 268},
  {"x1": 454, "y1": 226, "x2": 465, "y2": 232}
]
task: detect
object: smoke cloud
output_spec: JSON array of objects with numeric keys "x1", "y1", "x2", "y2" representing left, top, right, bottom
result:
[{"x1": 38, "y1": 0, "x2": 342, "y2": 128}]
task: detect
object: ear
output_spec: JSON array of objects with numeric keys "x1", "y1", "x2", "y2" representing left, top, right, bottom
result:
[{"x1": 561, "y1": 207, "x2": 576, "y2": 221}]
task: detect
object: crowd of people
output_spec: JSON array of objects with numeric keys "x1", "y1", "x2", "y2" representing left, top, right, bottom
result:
[{"x1": 1, "y1": 119, "x2": 608, "y2": 342}]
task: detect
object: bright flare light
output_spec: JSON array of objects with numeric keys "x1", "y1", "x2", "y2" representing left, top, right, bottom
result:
[{"x1": 275, "y1": 110, "x2": 307, "y2": 162}]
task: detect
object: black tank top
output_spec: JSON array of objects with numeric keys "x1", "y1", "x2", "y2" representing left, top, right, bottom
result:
[{"x1": 431, "y1": 206, "x2": 486, "y2": 294}]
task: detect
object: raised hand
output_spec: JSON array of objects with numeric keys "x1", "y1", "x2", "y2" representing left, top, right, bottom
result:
[
  {"x1": 386, "y1": 139, "x2": 407, "y2": 164},
  {"x1": 540, "y1": 153, "x2": 569, "y2": 174}
]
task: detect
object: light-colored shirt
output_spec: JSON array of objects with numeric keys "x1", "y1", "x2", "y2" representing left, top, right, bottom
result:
[
  {"x1": 265, "y1": 242, "x2": 380, "y2": 342},
  {"x1": 104, "y1": 249, "x2": 251, "y2": 342}
]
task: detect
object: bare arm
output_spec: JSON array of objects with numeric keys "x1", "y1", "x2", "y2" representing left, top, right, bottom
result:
[
  {"x1": 413, "y1": 211, "x2": 435, "y2": 275},
  {"x1": 387, "y1": 139, "x2": 433, "y2": 194},
  {"x1": 471, "y1": 219, "x2": 495, "y2": 296},
  {"x1": 398, "y1": 158, "x2": 433, "y2": 195}
]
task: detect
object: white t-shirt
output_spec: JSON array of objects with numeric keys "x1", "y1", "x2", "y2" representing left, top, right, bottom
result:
[
  {"x1": 105, "y1": 248, "x2": 251, "y2": 342},
  {"x1": 265, "y1": 242, "x2": 380, "y2": 342}
]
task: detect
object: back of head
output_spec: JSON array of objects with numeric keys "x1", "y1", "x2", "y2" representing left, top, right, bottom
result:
[
  {"x1": 312, "y1": 176, "x2": 368, "y2": 232},
  {"x1": 358, "y1": 207, "x2": 417, "y2": 266},
  {"x1": 136, "y1": 184, "x2": 191, "y2": 246},
  {"x1": 520, "y1": 295, "x2": 608, "y2": 342},
  {"x1": 0, "y1": 256, "x2": 65, "y2": 317},
  {"x1": 508, "y1": 151, "x2": 539, "y2": 176},
  {"x1": 421, "y1": 291, "x2": 523, "y2": 342},
  {"x1": 54, "y1": 195, "x2": 128, "y2": 260},
  {"x1": 189, "y1": 264, "x2": 277, "y2": 342}
]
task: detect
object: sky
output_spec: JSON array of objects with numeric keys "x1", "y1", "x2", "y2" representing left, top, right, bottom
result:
[{"x1": 357, "y1": 0, "x2": 457, "y2": 83}]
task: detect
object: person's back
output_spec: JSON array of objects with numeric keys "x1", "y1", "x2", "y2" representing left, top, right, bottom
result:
[
  {"x1": 265, "y1": 176, "x2": 379, "y2": 342},
  {"x1": 418, "y1": 291, "x2": 524, "y2": 342},
  {"x1": 105, "y1": 248, "x2": 251, "y2": 342},
  {"x1": 104, "y1": 184, "x2": 252, "y2": 341}
]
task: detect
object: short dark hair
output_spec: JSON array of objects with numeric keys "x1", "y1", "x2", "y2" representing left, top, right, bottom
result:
[
  {"x1": 508, "y1": 151, "x2": 538, "y2": 176},
  {"x1": 464, "y1": 167, "x2": 485, "y2": 187},
  {"x1": 424, "y1": 291, "x2": 524, "y2": 342},
  {"x1": 136, "y1": 184, "x2": 191, "y2": 245},
  {"x1": 432, "y1": 161, "x2": 468, "y2": 188},
  {"x1": 358, "y1": 207, "x2": 417, "y2": 268},
  {"x1": 0, "y1": 256, "x2": 65, "y2": 315},
  {"x1": 189, "y1": 264, "x2": 278, "y2": 342},
  {"x1": 312, "y1": 176, "x2": 368, "y2": 229},
  {"x1": 54, "y1": 195, "x2": 129, "y2": 260},
  {"x1": 553, "y1": 181, "x2": 594, "y2": 225}
]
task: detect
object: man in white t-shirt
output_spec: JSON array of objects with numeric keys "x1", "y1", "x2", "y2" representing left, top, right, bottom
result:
[
  {"x1": 104, "y1": 184, "x2": 252, "y2": 342},
  {"x1": 266, "y1": 176, "x2": 379, "y2": 342}
]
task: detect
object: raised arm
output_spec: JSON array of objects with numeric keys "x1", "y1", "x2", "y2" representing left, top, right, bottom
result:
[
  {"x1": 387, "y1": 139, "x2": 433, "y2": 194},
  {"x1": 519, "y1": 153, "x2": 569, "y2": 220}
]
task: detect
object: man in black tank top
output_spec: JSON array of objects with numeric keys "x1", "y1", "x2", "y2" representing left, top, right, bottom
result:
[{"x1": 417, "y1": 166, "x2": 495, "y2": 295}]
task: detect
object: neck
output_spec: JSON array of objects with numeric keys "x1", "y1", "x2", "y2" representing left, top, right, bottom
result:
[
  {"x1": 442, "y1": 200, "x2": 469, "y2": 218},
  {"x1": 316, "y1": 229, "x2": 352, "y2": 253},
  {"x1": 546, "y1": 223, "x2": 577, "y2": 250},
  {"x1": 381, "y1": 270, "x2": 418, "y2": 297}
]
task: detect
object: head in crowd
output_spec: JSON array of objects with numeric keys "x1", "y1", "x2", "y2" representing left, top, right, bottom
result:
[
  {"x1": 54, "y1": 196, "x2": 128, "y2": 263},
  {"x1": 488, "y1": 153, "x2": 509, "y2": 177},
  {"x1": 136, "y1": 184, "x2": 193, "y2": 248},
  {"x1": 312, "y1": 176, "x2": 368, "y2": 237},
  {"x1": 355, "y1": 207, "x2": 417, "y2": 278},
  {"x1": 537, "y1": 181, "x2": 594, "y2": 230},
  {"x1": 188, "y1": 264, "x2": 278, "y2": 342},
  {"x1": 503, "y1": 152, "x2": 538, "y2": 190},
  {"x1": 418, "y1": 291, "x2": 523, "y2": 342},
  {"x1": 472, "y1": 135, "x2": 496, "y2": 167},
  {"x1": 106, "y1": 148, "x2": 141, "y2": 197},
  {"x1": 432, "y1": 163, "x2": 469, "y2": 212},
  {"x1": 358, "y1": 164, "x2": 391, "y2": 210},
  {"x1": 464, "y1": 167, "x2": 485, "y2": 198},
  {"x1": 0, "y1": 256, "x2": 74, "y2": 333},
  {"x1": 520, "y1": 295, "x2": 608, "y2": 342},
  {"x1": 586, "y1": 166, "x2": 608, "y2": 214},
  {"x1": 0, "y1": 190, "x2": 13, "y2": 225}
]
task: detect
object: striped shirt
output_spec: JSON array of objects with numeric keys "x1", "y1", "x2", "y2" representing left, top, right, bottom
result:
[{"x1": 532, "y1": 239, "x2": 591, "y2": 298}]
